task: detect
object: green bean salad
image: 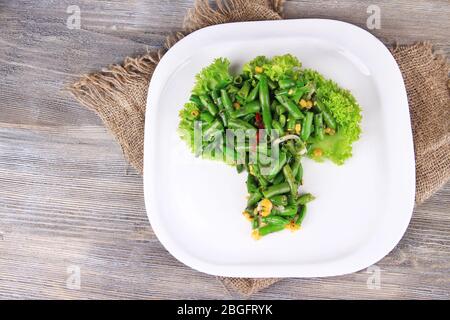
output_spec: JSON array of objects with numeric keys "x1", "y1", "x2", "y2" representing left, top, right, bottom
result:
[{"x1": 178, "y1": 54, "x2": 362, "y2": 239}]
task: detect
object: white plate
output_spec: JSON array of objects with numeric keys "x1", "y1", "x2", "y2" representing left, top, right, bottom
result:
[{"x1": 143, "y1": 19, "x2": 415, "y2": 277}]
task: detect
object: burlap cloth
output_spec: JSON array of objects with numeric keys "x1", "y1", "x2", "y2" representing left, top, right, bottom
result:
[{"x1": 69, "y1": 0, "x2": 450, "y2": 296}]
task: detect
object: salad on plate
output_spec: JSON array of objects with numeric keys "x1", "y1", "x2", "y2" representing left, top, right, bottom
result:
[{"x1": 178, "y1": 54, "x2": 362, "y2": 239}]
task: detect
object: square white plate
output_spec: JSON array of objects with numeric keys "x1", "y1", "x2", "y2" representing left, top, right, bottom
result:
[{"x1": 143, "y1": 19, "x2": 415, "y2": 277}]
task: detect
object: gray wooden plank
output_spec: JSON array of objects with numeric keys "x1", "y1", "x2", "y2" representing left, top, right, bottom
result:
[{"x1": 0, "y1": 0, "x2": 449, "y2": 299}]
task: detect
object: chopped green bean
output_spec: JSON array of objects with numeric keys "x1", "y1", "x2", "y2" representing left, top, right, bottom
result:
[
  {"x1": 301, "y1": 111, "x2": 314, "y2": 141},
  {"x1": 262, "y1": 182, "x2": 290, "y2": 198},
  {"x1": 296, "y1": 193, "x2": 315, "y2": 205},
  {"x1": 278, "y1": 78, "x2": 296, "y2": 89},
  {"x1": 314, "y1": 113, "x2": 324, "y2": 140},
  {"x1": 272, "y1": 205, "x2": 298, "y2": 216},
  {"x1": 258, "y1": 223, "x2": 286, "y2": 236},
  {"x1": 258, "y1": 75, "x2": 272, "y2": 130},
  {"x1": 275, "y1": 95, "x2": 304, "y2": 119},
  {"x1": 220, "y1": 89, "x2": 233, "y2": 113},
  {"x1": 232, "y1": 101, "x2": 260, "y2": 118},
  {"x1": 282, "y1": 164, "x2": 298, "y2": 198},
  {"x1": 247, "y1": 191, "x2": 262, "y2": 207},
  {"x1": 247, "y1": 82, "x2": 259, "y2": 102},
  {"x1": 200, "y1": 95, "x2": 218, "y2": 116},
  {"x1": 262, "y1": 216, "x2": 289, "y2": 225},
  {"x1": 270, "y1": 194, "x2": 288, "y2": 206}
]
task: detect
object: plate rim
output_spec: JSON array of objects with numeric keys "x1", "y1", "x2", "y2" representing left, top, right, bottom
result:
[{"x1": 143, "y1": 18, "x2": 415, "y2": 277}]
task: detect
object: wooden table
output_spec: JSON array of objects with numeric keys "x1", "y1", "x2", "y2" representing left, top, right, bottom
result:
[{"x1": 0, "y1": 0, "x2": 449, "y2": 299}]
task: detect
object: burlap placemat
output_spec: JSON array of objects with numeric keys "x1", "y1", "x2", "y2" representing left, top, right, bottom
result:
[{"x1": 69, "y1": 0, "x2": 450, "y2": 296}]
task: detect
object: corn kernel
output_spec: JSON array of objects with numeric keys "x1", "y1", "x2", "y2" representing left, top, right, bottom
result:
[
  {"x1": 251, "y1": 229, "x2": 261, "y2": 240},
  {"x1": 286, "y1": 221, "x2": 300, "y2": 232},
  {"x1": 299, "y1": 99, "x2": 308, "y2": 108},
  {"x1": 313, "y1": 148, "x2": 323, "y2": 157},
  {"x1": 242, "y1": 212, "x2": 253, "y2": 222},
  {"x1": 255, "y1": 66, "x2": 264, "y2": 74},
  {"x1": 306, "y1": 100, "x2": 313, "y2": 108},
  {"x1": 324, "y1": 127, "x2": 336, "y2": 135},
  {"x1": 233, "y1": 102, "x2": 241, "y2": 110},
  {"x1": 258, "y1": 198, "x2": 273, "y2": 217},
  {"x1": 295, "y1": 123, "x2": 302, "y2": 134}
]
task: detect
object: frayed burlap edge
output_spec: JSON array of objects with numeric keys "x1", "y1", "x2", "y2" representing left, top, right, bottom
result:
[
  {"x1": 390, "y1": 42, "x2": 450, "y2": 204},
  {"x1": 68, "y1": 0, "x2": 449, "y2": 297}
]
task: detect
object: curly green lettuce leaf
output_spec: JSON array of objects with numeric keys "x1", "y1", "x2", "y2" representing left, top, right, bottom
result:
[
  {"x1": 265, "y1": 54, "x2": 302, "y2": 81},
  {"x1": 192, "y1": 58, "x2": 233, "y2": 96},
  {"x1": 243, "y1": 54, "x2": 302, "y2": 81},
  {"x1": 177, "y1": 102, "x2": 199, "y2": 151},
  {"x1": 303, "y1": 70, "x2": 362, "y2": 165},
  {"x1": 242, "y1": 55, "x2": 271, "y2": 78}
]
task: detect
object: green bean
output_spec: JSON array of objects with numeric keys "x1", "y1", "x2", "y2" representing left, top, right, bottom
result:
[
  {"x1": 267, "y1": 78, "x2": 277, "y2": 90},
  {"x1": 296, "y1": 161, "x2": 303, "y2": 184},
  {"x1": 258, "y1": 223, "x2": 286, "y2": 236},
  {"x1": 270, "y1": 100, "x2": 278, "y2": 113},
  {"x1": 315, "y1": 102, "x2": 337, "y2": 129},
  {"x1": 275, "y1": 102, "x2": 286, "y2": 115},
  {"x1": 200, "y1": 111, "x2": 214, "y2": 124},
  {"x1": 204, "y1": 118, "x2": 223, "y2": 137},
  {"x1": 296, "y1": 193, "x2": 315, "y2": 205},
  {"x1": 222, "y1": 146, "x2": 237, "y2": 163},
  {"x1": 246, "y1": 174, "x2": 258, "y2": 193},
  {"x1": 272, "y1": 205, "x2": 298, "y2": 216},
  {"x1": 279, "y1": 114, "x2": 287, "y2": 127},
  {"x1": 218, "y1": 111, "x2": 228, "y2": 127},
  {"x1": 323, "y1": 111, "x2": 337, "y2": 130},
  {"x1": 278, "y1": 78, "x2": 296, "y2": 89},
  {"x1": 233, "y1": 75, "x2": 243, "y2": 85},
  {"x1": 238, "y1": 81, "x2": 251, "y2": 99},
  {"x1": 272, "y1": 120, "x2": 284, "y2": 136},
  {"x1": 200, "y1": 95, "x2": 218, "y2": 116},
  {"x1": 286, "y1": 114, "x2": 296, "y2": 132},
  {"x1": 269, "y1": 194, "x2": 288, "y2": 206},
  {"x1": 301, "y1": 111, "x2": 314, "y2": 141},
  {"x1": 291, "y1": 157, "x2": 301, "y2": 177},
  {"x1": 282, "y1": 164, "x2": 297, "y2": 198},
  {"x1": 189, "y1": 95, "x2": 202, "y2": 105},
  {"x1": 262, "y1": 182, "x2": 290, "y2": 198},
  {"x1": 236, "y1": 163, "x2": 245, "y2": 174},
  {"x1": 314, "y1": 113, "x2": 324, "y2": 140},
  {"x1": 295, "y1": 205, "x2": 307, "y2": 226},
  {"x1": 267, "y1": 151, "x2": 287, "y2": 179},
  {"x1": 252, "y1": 217, "x2": 260, "y2": 229},
  {"x1": 262, "y1": 216, "x2": 289, "y2": 226},
  {"x1": 246, "y1": 82, "x2": 259, "y2": 102},
  {"x1": 211, "y1": 90, "x2": 221, "y2": 107},
  {"x1": 284, "y1": 141, "x2": 297, "y2": 157},
  {"x1": 258, "y1": 75, "x2": 272, "y2": 130},
  {"x1": 232, "y1": 101, "x2": 260, "y2": 118},
  {"x1": 242, "y1": 113, "x2": 255, "y2": 123},
  {"x1": 271, "y1": 171, "x2": 284, "y2": 185},
  {"x1": 220, "y1": 89, "x2": 233, "y2": 113},
  {"x1": 275, "y1": 88, "x2": 290, "y2": 96},
  {"x1": 247, "y1": 191, "x2": 262, "y2": 207},
  {"x1": 258, "y1": 152, "x2": 273, "y2": 167},
  {"x1": 275, "y1": 95, "x2": 304, "y2": 119},
  {"x1": 251, "y1": 164, "x2": 269, "y2": 188},
  {"x1": 228, "y1": 118, "x2": 256, "y2": 131},
  {"x1": 291, "y1": 87, "x2": 308, "y2": 104},
  {"x1": 227, "y1": 85, "x2": 240, "y2": 94}
]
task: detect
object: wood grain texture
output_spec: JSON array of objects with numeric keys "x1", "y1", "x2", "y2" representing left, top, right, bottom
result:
[{"x1": 0, "y1": 0, "x2": 449, "y2": 299}]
